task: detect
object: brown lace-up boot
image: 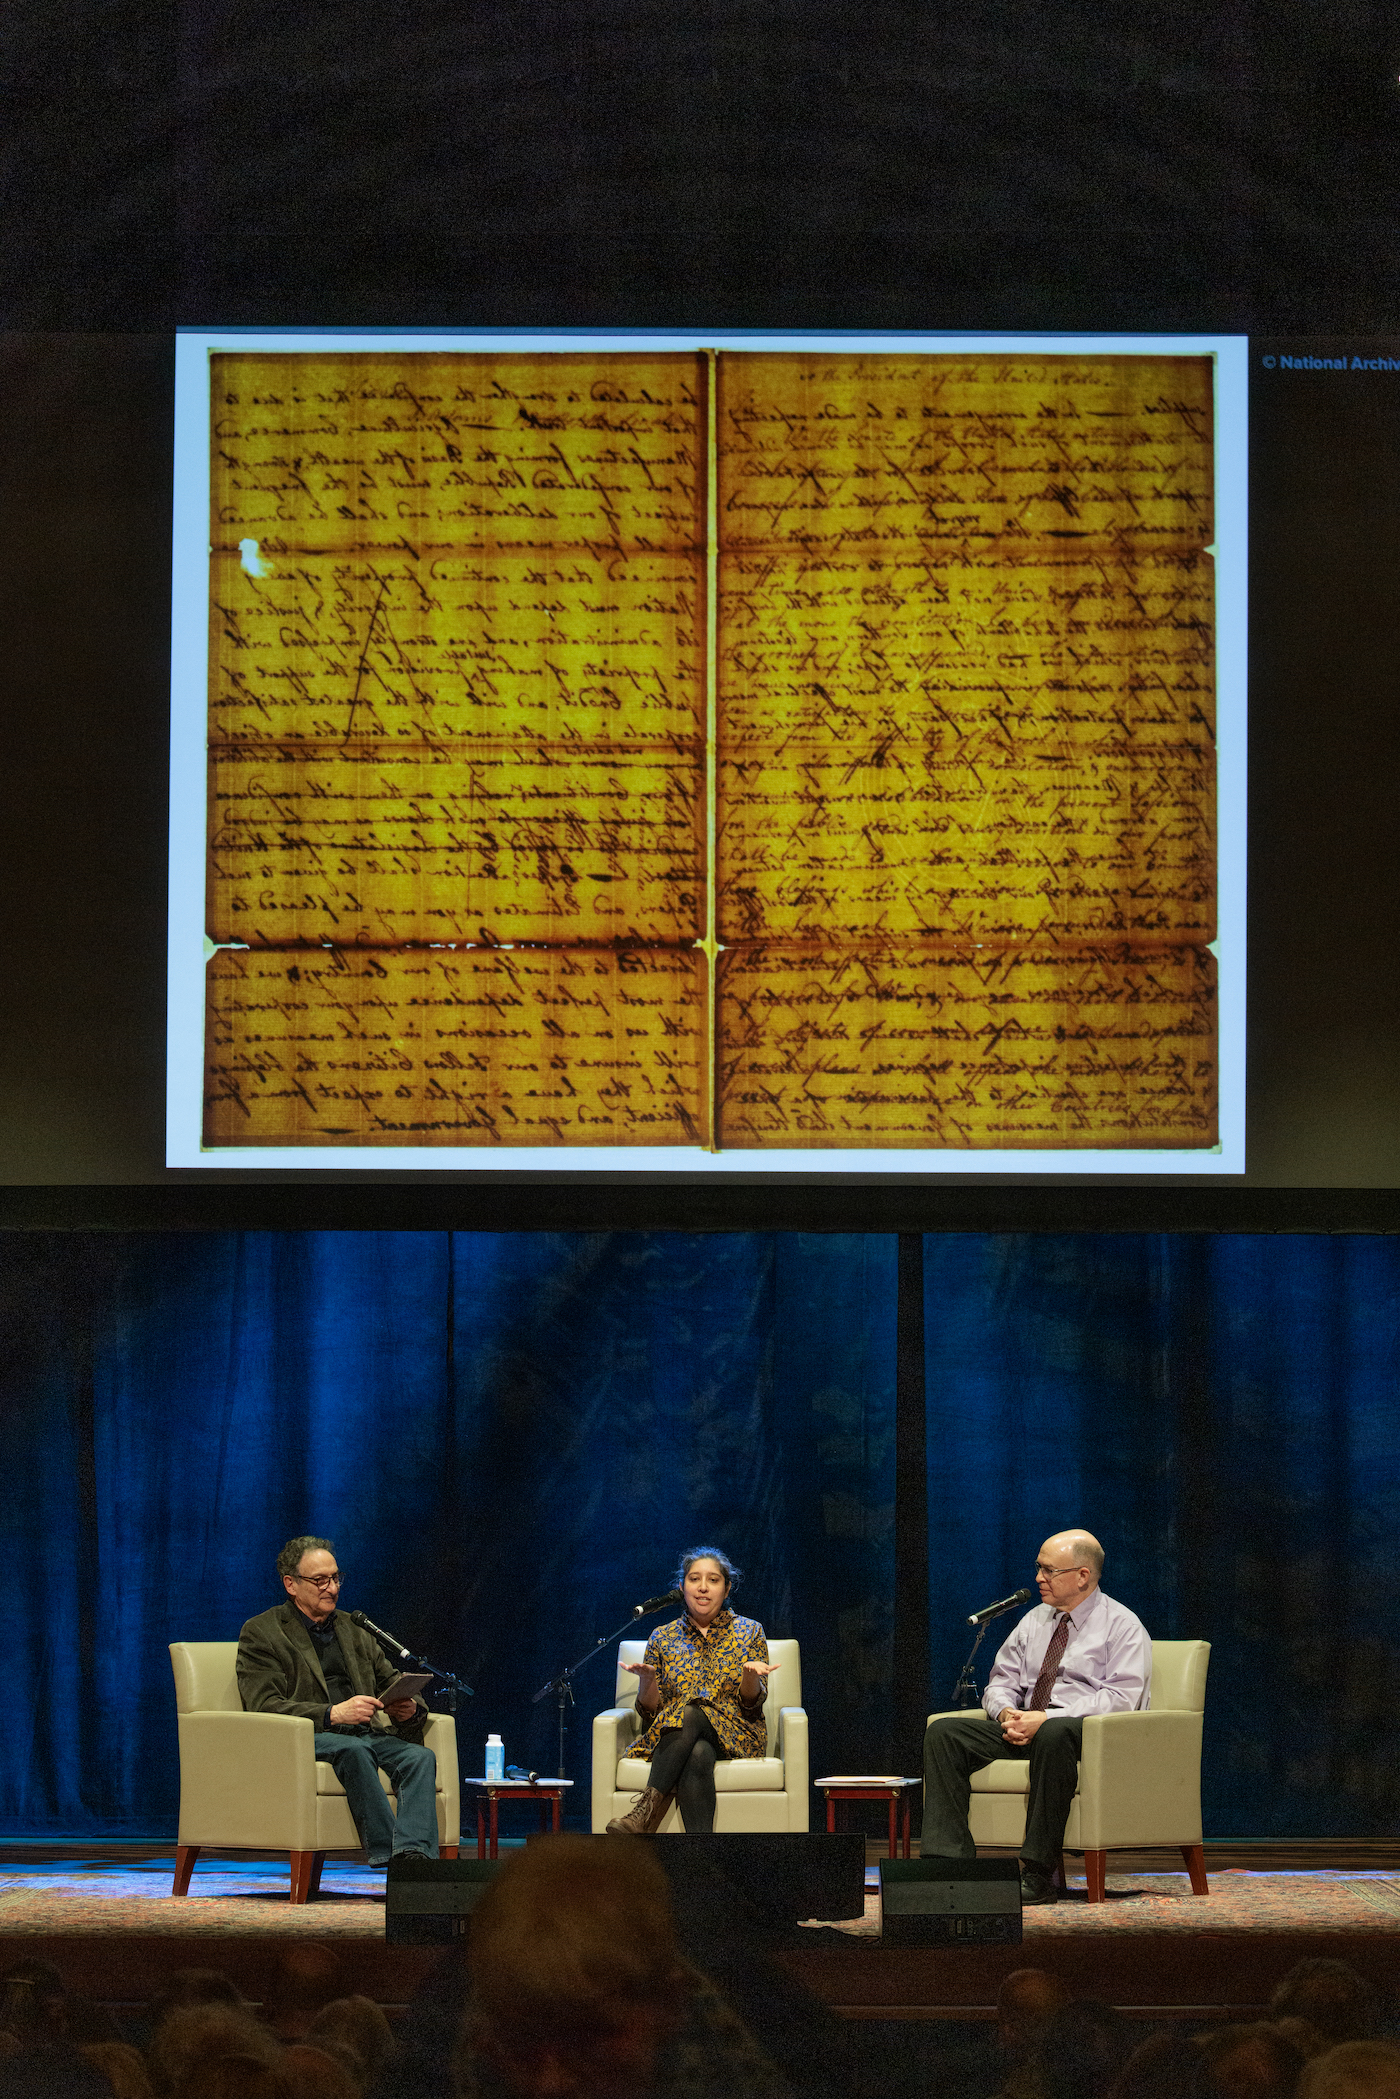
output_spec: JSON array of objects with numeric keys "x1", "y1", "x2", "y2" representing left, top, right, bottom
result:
[{"x1": 605, "y1": 1786, "x2": 675, "y2": 1835}]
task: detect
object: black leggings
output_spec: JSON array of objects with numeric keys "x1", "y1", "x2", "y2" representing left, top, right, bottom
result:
[{"x1": 646, "y1": 1702, "x2": 727, "y2": 1832}]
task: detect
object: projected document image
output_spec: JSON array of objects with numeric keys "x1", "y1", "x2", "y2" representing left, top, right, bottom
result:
[{"x1": 180, "y1": 336, "x2": 1238, "y2": 1163}]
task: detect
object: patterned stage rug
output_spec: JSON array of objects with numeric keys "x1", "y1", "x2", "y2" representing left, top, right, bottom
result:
[
  {"x1": 798, "y1": 1871, "x2": 1400, "y2": 1943},
  {"x1": 2, "y1": 1861, "x2": 1400, "y2": 1942},
  {"x1": 0, "y1": 1860, "x2": 392, "y2": 1937}
]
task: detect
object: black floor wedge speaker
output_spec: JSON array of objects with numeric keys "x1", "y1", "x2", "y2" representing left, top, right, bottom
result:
[
  {"x1": 651, "y1": 1832, "x2": 866, "y2": 1933},
  {"x1": 878, "y1": 1857, "x2": 1022, "y2": 1945},
  {"x1": 385, "y1": 1855, "x2": 501, "y2": 1943},
  {"x1": 385, "y1": 1834, "x2": 865, "y2": 1947}
]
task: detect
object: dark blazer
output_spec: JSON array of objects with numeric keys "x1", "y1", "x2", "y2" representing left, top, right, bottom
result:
[{"x1": 237, "y1": 1600, "x2": 428, "y2": 1741}]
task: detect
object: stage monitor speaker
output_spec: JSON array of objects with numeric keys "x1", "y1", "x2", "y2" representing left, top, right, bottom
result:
[
  {"x1": 878, "y1": 1857, "x2": 1022, "y2": 1946},
  {"x1": 385, "y1": 1855, "x2": 501, "y2": 1943},
  {"x1": 650, "y1": 1832, "x2": 866, "y2": 1936},
  {"x1": 386, "y1": 1835, "x2": 864, "y2": 1949}
]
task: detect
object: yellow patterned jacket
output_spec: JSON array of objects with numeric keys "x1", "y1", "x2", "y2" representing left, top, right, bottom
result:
[{"x1": 624, "y1": 1608, "x2": 770, "y2": 1762}]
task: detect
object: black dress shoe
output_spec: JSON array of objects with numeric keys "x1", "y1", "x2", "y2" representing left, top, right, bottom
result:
[{"x1": 1019, "y1": 1863, "x2": 1058, "y2": 1905}]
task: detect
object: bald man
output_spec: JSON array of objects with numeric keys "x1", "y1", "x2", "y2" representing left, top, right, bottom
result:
[{"x1": 921, "y1": 1530, "x2": 1151, "y2": 1905}]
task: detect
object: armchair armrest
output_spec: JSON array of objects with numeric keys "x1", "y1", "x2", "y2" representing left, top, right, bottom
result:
[
  {"x1": 177, "y1": 1711, "x2": 319, "y2": 1849},
  {"x1": 422, "y1": 1714, "x2": 460, "y2": 1846},
  {"x1": 592, "y1": 1707, "x2": 639, "y2": 1831},
  {"x1": 775, "y1": 1707, "x2": 809, "y2": 1830},
  {"x1": 1076, "y1": 1709, "x2": 1204, "y2": 1848}
]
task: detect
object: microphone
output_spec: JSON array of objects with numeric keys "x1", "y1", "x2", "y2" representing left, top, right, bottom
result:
[
  {"x1": 967, "y1": 1586, "x2": 1034, "y2": 1626},
  {"x1": 347, "y1": 1609, "x2": 412, "y2": 1658},
  {"x1": 632, "y1": 1588, "x2": 683, "y2": 1618}
]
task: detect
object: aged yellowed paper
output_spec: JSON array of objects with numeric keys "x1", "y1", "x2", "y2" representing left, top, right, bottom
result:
[
  {"x1": 714, "y1": 352, "x2": 1217, "y2": 1147},
  {"x1": 205, "y1": 351, "x2": 710, "y2": 1144},
  {"x1": 715, "y1": 944, "x2": 1217, "y2": 1149},
  {"x1": 203, "y1": 348, "x2": 1217, "y2": 1151},
  {"x1": 204, "y1": 946, "x2": 705, "y2": 1147}
]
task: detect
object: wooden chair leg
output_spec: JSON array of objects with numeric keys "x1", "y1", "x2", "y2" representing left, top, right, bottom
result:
[
  {"x1": 305, "y1": 1852, "x2": 326, "y2": 1899},
  {"x1": 1051, "y1": 1852, "x2": 1067, "y2": 1890},
  {"x1": 289, "y1": 1851, "x2": 318, "y2": 1904},
  {"x1": 1181, "y1": 1843, "x2": 1209, "y2": 1895},
  {"x1": 172, "y1": 1845, "x2": 199, "y2": 1897},
  {"x1": 1083, "y1": 1850, "x2": 1107, "y2": 1902},
  {"x1": 441, "y1": 1844, "x2": 459, "y2": 1860}
]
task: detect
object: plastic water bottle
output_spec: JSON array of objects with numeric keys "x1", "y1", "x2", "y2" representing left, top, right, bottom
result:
[{"x1": 485, "y1": 1732, "x2": 505, "y2": 1780}]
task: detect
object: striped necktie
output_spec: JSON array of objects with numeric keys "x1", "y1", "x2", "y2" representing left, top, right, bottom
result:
[{"x1": 1028, "y1": 1613, "x2": 1071, "y2": 1712}]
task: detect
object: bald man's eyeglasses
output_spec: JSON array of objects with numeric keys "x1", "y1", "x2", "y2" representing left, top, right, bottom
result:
[{"x1": 1034, "y1": 1563, "x2": 1084, "y2": 1579}]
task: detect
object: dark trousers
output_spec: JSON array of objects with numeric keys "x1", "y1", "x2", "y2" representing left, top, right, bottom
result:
[
  {"x1": 920, "y1": 1712, "x2": 1083, "y2": 1870},
  {"x1": 646, "y1": 1702, "x2": 728, "y2": 1832},
  {"x1": 312, "y1": 1731, "x2": 439, "y2": 1865}
]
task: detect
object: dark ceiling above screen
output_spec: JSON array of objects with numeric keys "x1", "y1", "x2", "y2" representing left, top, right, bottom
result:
[{"x1": 4, "y1": 0, "x2": 1399, "y2": 1214}]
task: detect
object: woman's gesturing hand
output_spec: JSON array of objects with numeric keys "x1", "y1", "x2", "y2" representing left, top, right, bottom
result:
[
  {"x1": 739, "y1": 1660, "x2": 775, "y2": 1701},
  {"x1": 623, "y1": 1659, "x2": 661, "y2": 1708}
]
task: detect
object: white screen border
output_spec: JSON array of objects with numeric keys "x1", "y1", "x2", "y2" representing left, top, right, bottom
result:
[{"x1": 168, "y1": 329, "x2": 1247, "y2": 1173}]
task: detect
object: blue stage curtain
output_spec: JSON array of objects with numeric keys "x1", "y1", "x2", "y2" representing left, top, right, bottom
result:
[
  {"x1": 3, "y1": 1228, "x2": 1397, "y2": 1838},
  {"x1": 439, "y1": 1231, "x2": 898, "y2": 1789},
  {"x1": 922, "y1": 1233, "x2": 1400, "y2": 1838},
  {"x1": 0, "y1": 1230, "x2": 896, "y2": 1836}
]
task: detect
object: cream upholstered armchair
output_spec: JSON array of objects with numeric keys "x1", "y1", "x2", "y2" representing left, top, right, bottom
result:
[
  {"x1": 170, "y1": 1641, "x2": 460, "y2": 1902},
  {"x1": 927, "y1": 1638, "x2": 1209, "y2": 1902},
  {"x1": 592, "y1": 1637, "x2": 808, "y2": 1833}
]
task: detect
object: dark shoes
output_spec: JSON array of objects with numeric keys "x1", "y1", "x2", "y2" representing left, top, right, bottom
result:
[{"x1": 1019, "y1": 1861, "x2": 1059, "y2": 1905}]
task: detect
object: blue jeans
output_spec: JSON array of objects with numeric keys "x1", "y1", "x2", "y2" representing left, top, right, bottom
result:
[{"x1": 313, "y1": 1730, "x2": 439, "y2": 1865}]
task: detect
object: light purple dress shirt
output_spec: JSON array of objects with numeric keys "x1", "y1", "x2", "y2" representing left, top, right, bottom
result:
[{"x1": 982, "y1": 1588, "x2": 1152, "y2": 1721}]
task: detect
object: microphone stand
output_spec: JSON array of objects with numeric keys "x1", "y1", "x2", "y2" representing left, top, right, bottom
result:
[
  {"x1": 358, "y1": 1624, "x2": 474, "y2": 1718},
  {"x1": 419, "y1": 1656, "x2": 474, "y2": 1720},
  {"x1": 951, "y1": 1596, "x2": 1026, "y2": 1706},
  {"x1": 532, "y1": 1606, "x2": 669, "y2": 1782},
  {"x1": 952, "y1": 1621, "x2": 993, "y2": 1707}
]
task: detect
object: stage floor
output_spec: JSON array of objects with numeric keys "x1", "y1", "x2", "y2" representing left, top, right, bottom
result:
[
  {"x1": 0, "y1": 1856, "x2": 401, "y2": 1937},
  {"x1": 5, "y1": 1853, "x2": 1400, "y2": 1935},
  {"x1": 783, "y1": 1863, "x2": 1400, "y2": 2019},
  {"x1": 2, "y1": 1849, "x2": 1399, "y2": 2019},
  {"x1": 809, "y1": 1867, "x2": 1400, "y2": 1941}
]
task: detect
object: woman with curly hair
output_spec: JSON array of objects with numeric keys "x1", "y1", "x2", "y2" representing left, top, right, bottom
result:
[{"x1": 607, "y1": 1547, "x2": 772, "y2": 1837}]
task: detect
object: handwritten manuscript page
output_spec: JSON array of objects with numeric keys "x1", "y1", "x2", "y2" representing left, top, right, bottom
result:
[
  {"x1": 714, "y1": 353, "x2": 1217, "y2": 1147},
  {"x1": 202, "y1": 348, "x2": 1217, "y2": 1150},
  {"x1": 204, "y1": 352, "x2": 709, "y2": 1144}
]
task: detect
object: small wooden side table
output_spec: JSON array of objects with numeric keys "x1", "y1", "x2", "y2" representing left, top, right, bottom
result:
[
  {"x1": 465, "y1": 1778, "x2": 574, "y2": 1859},
  {"x1": 815, "y1": 1776, "x2": 919, "y2": 1859}
]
